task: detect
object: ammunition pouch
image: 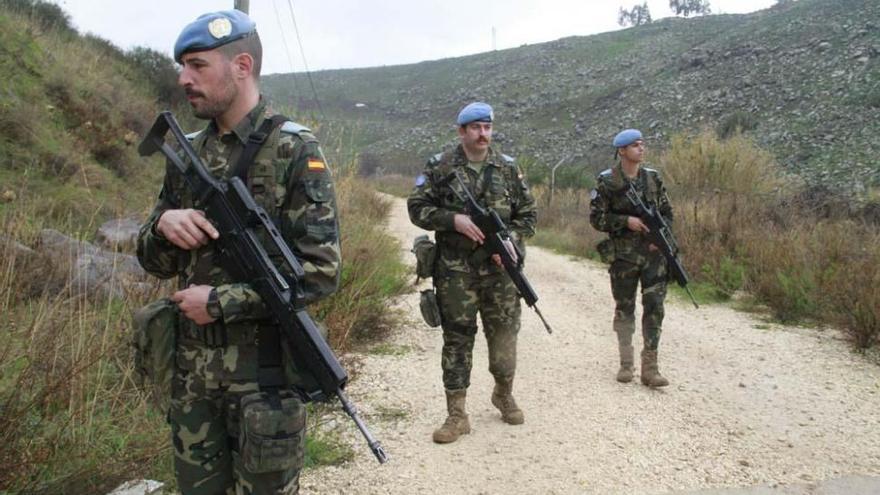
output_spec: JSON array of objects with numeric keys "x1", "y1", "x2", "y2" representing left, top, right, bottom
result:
[
  {"x1": 419, "y1": 289, "x2": 442, "y2": 328},
  {"x1": 411, "y1": 234, "x2": 437, "y2": 280},
  {"x1": 239, "y1": 390, "x2": 306, "y2": 473},
  {"x1": 132, "y1": 298, "x2": 178, "y2": 411}
]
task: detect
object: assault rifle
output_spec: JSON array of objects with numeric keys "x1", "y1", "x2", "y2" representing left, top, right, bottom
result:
[
  {"x1": 139, "y1": 111, "x2": 388, "y2": 464},
  {"x1": 453, "y1": 170, "x2": 553, "y2": 333},
  {"x1": 624, "y1": 183, "x2": 699, "y2": 309}
]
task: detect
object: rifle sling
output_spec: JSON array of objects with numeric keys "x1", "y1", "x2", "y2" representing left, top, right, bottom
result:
[
  {"x1": 229, "y1": 113, "x2": 291, "y2": 397},
  {"x1": 228, "y1": 114, "x2": 289, "y2": 181}
]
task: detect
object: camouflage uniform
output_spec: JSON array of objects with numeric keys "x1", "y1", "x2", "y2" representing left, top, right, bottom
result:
[
  {"x1": 589, "y1": 163, "x2": 673, "y2": 352},
  {"x1": 407, "y1": 145, "x2": 536, "y2": 391},
  {"x1": 137, "y1": 100, "x2": 341, "y2": 495}
]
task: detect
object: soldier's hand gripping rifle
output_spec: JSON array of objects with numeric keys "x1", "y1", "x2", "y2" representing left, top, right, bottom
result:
[
  {"x1": 452, "y1": 170, "x2": 553, "y2": 333},
  {"x1": 624, "y1": 183, "x2": 699, "y2": 309},
  {"x1": 139, "y1": 111, "x2": 388, "y2": 464}
]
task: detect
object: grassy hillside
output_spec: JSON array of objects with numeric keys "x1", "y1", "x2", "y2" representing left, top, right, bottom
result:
[
  {"x1": 264, "y1": 0, "x2": 879, "y2": 195},
  {"x1": 0, "y1": 7, "x2": 164, "y2": 232},
  {"x1": 0, "y1": 2, "x2": 409, "y2": 492}
]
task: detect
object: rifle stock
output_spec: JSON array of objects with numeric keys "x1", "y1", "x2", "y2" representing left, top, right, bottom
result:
[{"x1": 139, "y1": 111, "x2": 388, "y2": 463}]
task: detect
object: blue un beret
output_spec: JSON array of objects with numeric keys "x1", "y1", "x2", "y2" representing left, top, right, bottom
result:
[
  {"x1": 174, "y1": 10, "x2": 257, "y2": 63},
  {"x1": 457, "y1": 102, "x2": 494, "y2": 126},
  {"x1": 613, "y1": 129, "x2": 643, "y2": 148}
]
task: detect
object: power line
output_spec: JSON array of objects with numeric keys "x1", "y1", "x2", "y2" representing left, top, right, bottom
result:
[
  {"x1": 271, "y1": 0, "x2": 300, "y2": 99},
  {"x1": 284, "y1": 0, "x2": 325, "y2": 120}
]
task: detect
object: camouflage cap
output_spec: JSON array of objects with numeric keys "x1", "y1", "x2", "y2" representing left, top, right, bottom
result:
[
  {"x1": 174, "y1": 10, "x2": 257, "y2": 63},
  {"x1": 613, "y1": 129, "x2": 643, "y2": 148},
  {"x1": 457, "y1": 102, "x2": 494, "y2": 126}
]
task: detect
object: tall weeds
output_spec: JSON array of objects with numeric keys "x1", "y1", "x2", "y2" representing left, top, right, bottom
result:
[
  {"x1": 534, "y1": 130, "x2": 879, "y2": 349},
  {"x1": 0, "y1": 172, "x2": 409, "y2": 493}
]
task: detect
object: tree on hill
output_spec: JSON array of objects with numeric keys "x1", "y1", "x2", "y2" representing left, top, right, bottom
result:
[
  {"x1": 669, "y1": 0, "x2": 712, "y2": 17},
  {"x1": 618, "y1": 2, "x2": 653, "y2": 27}
]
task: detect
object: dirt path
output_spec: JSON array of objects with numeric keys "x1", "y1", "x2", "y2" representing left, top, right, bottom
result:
[{"x1": 300, "y1": 196, "x2": 880, "y2": 495}]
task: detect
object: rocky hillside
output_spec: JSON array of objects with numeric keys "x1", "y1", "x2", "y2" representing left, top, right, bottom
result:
[{"x1": 264, "y1": 0, "x2": 879, "y2": 192}]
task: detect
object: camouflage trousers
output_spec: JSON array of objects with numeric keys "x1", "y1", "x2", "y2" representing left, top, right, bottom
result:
[
  {"x1": 435, "y1": 270, "x2": 521, "y2": 390},
  {"x1": 170, "y1": 366, "x2": 305, "y2": 495},
  {"x1": 609, "y1": 252, "x2": 667, "y2": 350}
]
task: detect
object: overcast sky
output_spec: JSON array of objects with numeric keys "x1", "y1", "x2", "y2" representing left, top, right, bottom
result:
[{"x1": 50, "y1": 0, "x2": 776, "y2": 74}]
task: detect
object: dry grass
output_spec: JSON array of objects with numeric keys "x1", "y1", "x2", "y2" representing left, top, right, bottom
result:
[
  {"x1": 533, "y1": 130, "x2": 880, "y2": 349},
  {"x1": 0, "y1": 170, "x2": 410, "y2": 492},
  {"x1": 314, "y1": 174, "x2": 409, "y2": 350}
]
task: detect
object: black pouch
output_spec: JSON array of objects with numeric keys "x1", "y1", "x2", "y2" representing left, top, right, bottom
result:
[
  {"x1": 596, "y1": 238, "x2": 616, "y2": 264},
  {"x1": 419, "y1": 289, "x2": 441, "y2": 328},
  {"x1": 132, "y1": 298, "x2": 178, "y2": 411},
  {"x1": 411, "y1": 235, "x2": 436, "y2": 280},
  {"x1": 240, "y1": 391, "x2": 306, "y2": 474}
]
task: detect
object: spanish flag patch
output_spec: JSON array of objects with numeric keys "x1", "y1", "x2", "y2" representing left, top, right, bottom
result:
[{"x1": 308, "y1": 158, "x2": 326, "y2": 171}]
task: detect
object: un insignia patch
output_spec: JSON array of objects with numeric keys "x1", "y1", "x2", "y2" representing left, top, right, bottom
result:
[
  {"x1": 590, "y1": 189, "x2": 598, "y2": 200},
  {"x1": 208, "y1": 18, "x2": 233, "y2": 39},
  {"x1": 415, "y1": 174, "x2": 427, "y2": 187}
]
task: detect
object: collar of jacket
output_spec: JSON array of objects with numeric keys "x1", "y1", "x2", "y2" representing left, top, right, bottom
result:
[
  {"x1": 607, "y1": 162, "x2": 643, "y2": 192},
  {"x1": 451, "y1": 144, "x2": 502, "y2": 168},
  {"x1": 205, "y1": 97, "x2": 269, "y2": 144}
]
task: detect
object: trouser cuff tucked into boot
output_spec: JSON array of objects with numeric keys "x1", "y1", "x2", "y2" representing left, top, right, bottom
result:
[
  {"x1": 433, "y1": 388, "x2": 471, "y2": 444},
  {"x1": 617, "y1": 344, "x2": 635, "y2": 383},
  {"x1": 640, "y1": 349, "x2": 669, "y2": 388},
  {"x1": 491, "y1": 377, "x2": 524, "y2": 425}
]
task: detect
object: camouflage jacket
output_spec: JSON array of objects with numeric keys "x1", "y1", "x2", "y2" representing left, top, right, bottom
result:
[
  {"x1": 136, "y1": 100, "x2": 341, "y2": 382},
  {"x1": 407, "y1": 144, "x2": 536, "y2": 276},
  {"x1": 589, "y1": 163, "x2": 673, "y2": 263}
]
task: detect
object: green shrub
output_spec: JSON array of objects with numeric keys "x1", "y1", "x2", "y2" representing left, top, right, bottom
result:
[{"x1": 716, "y1": 111, "x2": 759, "y2": 138}]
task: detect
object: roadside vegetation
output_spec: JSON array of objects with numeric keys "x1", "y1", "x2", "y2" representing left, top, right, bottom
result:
[
  {"x1": 368, "y1": 128, "x2": 879, "y2": 350},
  {"x1": 524, "y1": 130, "x2": 879, "y2": 350},
  {"x1": 0, "y1": 2, "x2": 408, "y2": 493}
]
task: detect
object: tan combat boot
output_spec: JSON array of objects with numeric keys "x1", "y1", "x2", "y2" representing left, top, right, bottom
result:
[
  {"x1": 640, "y1": 349, "x2": 669, "y2": 388},
  {"x1": 432, "y1": 389, "x2": 471, "y2": 443},
  {"x1": 491, "y1": 376, "x2": 524, "y2": 425},
  {"x1": 616, "y1": 345, "x2": 635, "y2": 383}
]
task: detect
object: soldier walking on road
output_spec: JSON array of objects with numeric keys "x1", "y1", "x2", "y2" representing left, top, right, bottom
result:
[
  {"x1": 590, "y1": 129, "x2": 672, "y2": 388},
  {"x1": 136, "y1": 10, "x2": 340, "y2": 494},
  {"x1": 408, "y1": 102, "x2": 537, "y2": 443}
]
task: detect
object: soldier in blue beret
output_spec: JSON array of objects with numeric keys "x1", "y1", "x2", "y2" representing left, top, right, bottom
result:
[
  {"x1": 589, "y1": 129, "x2": 674, "y2": 388},
  {"x1": 137, "y1": 9, "x2": 341, "y2": 495},
  {"x1": 408, "y1": 103, "x2": 537, "y2": 443}
]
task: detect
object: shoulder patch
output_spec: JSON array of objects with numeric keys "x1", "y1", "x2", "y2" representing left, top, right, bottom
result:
[
  {"x1": 280, "y1": 121, "x2": 312, "y2": 135},
  {"x1": 590, "y1": 189, "x2": 599, "y2": 200},
  {"x1": 415, "y1": 174, "x2": 427, "y2": 187},
  {"x1": 500, "y1": 153, "x2": 516, "y2": 165},
  {"x1": 185, "y1": 130, "x2": 202, "y2": 142},
  {"x1": 598, "y1": 168, "x2": 613, "y2": 178}
]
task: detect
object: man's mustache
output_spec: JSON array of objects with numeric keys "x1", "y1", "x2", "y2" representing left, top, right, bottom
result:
[{"x1": 185, "y1": 88, "x2": 205, "y2": 98}]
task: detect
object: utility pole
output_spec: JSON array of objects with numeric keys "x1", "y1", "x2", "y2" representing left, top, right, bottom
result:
[{"x1": 234, "y1": 0, "x2": 249, "y2": 14}]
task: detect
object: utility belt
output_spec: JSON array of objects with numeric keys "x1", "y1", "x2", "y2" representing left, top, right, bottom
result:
[{"x1": 178, "y1": 319, "x2": 258, "y2": 347}]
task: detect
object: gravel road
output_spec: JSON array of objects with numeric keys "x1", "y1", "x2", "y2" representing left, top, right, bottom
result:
[{"x1": 300, "y1": 196, "x2": 880, "y2": 495}]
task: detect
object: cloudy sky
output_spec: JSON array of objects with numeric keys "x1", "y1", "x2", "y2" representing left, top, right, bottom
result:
[{"x1": 50, "y1": 0, "x2": 776, "y2": 74}]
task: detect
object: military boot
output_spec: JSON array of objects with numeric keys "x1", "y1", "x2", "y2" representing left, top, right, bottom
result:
[
  {"x1": 616, "y1": 344, "x2": 635, "y2": 383},
  {"x1": 640, "y1": 349, "x2": 669, "y2": 388},
  {"x1": 491, "y1": 376, "x2": 524, "y2": 425},
  {"x1": 432, "y1": 389, "x2": 471, "y2": 444}
]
